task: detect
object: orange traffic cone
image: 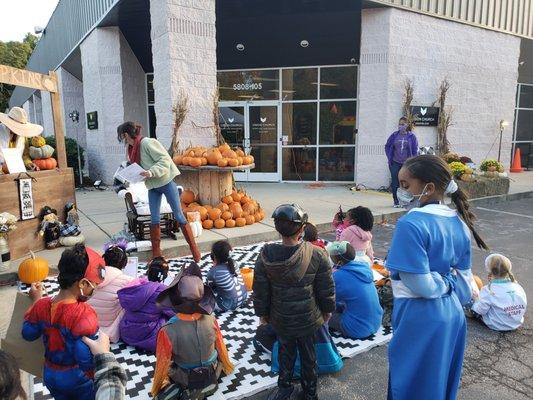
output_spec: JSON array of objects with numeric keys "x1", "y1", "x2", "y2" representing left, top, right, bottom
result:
[{"x1": 510, "y1": 147, "x2": 523, "y2": 173}]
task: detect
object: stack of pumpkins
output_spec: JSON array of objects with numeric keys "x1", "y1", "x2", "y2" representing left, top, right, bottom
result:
[
  {"x1": 173, "y1": 143, "x2": 255, "y2": 168},
  {"x1": 29, "y1": 136, "x2": 57, "y2": 170},
  {"x1": 180, "y1": 188, "x2": 266, "y2": 230}
]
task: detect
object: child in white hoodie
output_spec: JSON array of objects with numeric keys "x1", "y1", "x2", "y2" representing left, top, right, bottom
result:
[{"x1": 471, "y1": 254, "x2": 527, "y2": 331}]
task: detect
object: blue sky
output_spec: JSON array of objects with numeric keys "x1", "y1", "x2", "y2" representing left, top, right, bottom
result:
[{"x1": 0, "y1": 0, "x2": 58, "y2": 42}]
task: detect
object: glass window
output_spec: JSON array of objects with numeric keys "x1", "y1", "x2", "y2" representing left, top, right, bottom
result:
[
  {"x1": 148, "y1": 106, "x2": 157, "y2": 139},
  {"x1": 218, "y1": 70, "x2": 279, "y2": 101},
  {"x1": 249, "y1": 105, "x2": 277, "y2": 144},
  {"x1": 146, "y1": 74, "x2": 155, "y2": 105},
  {"x1": 282, "y1": 148, "x2": 316, "y2": 181},
  {"x1": 320, "y1": 66, "x2": 357, "y2": 99},
  {"x1": 520, "y1": 85, "x2": 533, "y2": 109},
  {"x1": 282, "y1": 103, "x2": 317, "y2": 145},
  {"x1": 282, "y1": 68, "x2": 318, "y2": 100},
  {"x1": 319, "y1": 147, "x2": 354, "y2": 181},
  {"x1": 219, "y1": 107, "x2": 245, "y2": 147},
  {"x1": 251, "y1": 146, "x2": 277, "y2": 173},
  {"x1": 515, "y1": 109, "x2": 533, "y2": 141},
  {"x1": 319, "y1": 101, "x2": 356, "y2": 145}
]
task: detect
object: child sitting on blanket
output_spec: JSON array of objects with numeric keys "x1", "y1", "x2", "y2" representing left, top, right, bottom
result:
[
  {"x1": 151, "y1": 263, "x2": 234, "y2": 399},
  {"x1": 206, "y1": 240, "x2": 248, "y2": 312},
  {"x1": 117, "y1": 257, "x2": 175, "y2": 353},
  {"x1": 327, "y1": 241, "x2": 383, "y2": 340},
  {"x1": 303, "y1": 223, "x2": 326, "y2": 249},
  {"x1": 88, "y1": 243, "x2": 135, "y2": 343},
  {"x1": 22, "y1": 244, "x2": 105, "y2": 400},
  {"x1": 339, "y1": 206, "x2": 374, "y2": 265},
  {"x1": 469, "y1": 254, "x2": 527, "y2": 331}
]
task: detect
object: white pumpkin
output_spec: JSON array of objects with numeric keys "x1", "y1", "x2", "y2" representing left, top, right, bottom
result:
[
  {"x1": 29, "y1": 144, "x2": 55, "y2": 160},
  {"x1": 189, "y1": 221, "x2": 203, "y2": 238},
  {"x1": 59, "y1": 234, "x2": 85, "y2": 247}
]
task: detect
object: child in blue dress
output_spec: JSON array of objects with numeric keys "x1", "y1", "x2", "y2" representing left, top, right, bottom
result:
[{"x1": 385, "y1": 155, "x2": 488, "y2": 400}]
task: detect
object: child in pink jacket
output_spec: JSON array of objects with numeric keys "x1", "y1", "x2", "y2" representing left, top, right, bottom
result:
[
  {"x1": 339, "y1": 206, "x2": 374, "y2": 265},
  {"x1": 88, "y1": 244, "x2": 134, "y2": 343}
]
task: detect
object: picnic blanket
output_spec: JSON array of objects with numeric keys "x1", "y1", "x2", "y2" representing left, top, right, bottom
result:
[{"x1": 21, "y1": 242, "x2": 392, "y2": 400}]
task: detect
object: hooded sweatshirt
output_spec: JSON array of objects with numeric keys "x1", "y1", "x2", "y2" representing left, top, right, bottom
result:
[
  {"x1": 87, "y1": 266, "x2": 135, "y2": 343},
  {"x1": 253, "y1": 242, "x2": 335, "y2": 338},
  {"x1": 339, "y1": 224, "x2": 374, "y2": 261},
  {"x1": 385, "y1": 130, "x2": 418, "y2": 165},
  {"x1": 333, "y1": 260, "x2": 383, "y2": 339},
  {"x1": 117, "y1": 278, "x2": 175, "y2": 352}
]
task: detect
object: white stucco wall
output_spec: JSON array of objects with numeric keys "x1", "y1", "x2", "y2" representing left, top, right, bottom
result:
[
  {"x1": 150, "y1": 0, "x2": 218, "y2": 150},
  {"x1": 357, "y1": 8, "x2": 520, "y2": 189},
  {"x1": 40, "y1": 91, "x2": 55, "y2": 138},
  {"x1": 57, "y1": 68, "x2": 87, "y2": 150}
]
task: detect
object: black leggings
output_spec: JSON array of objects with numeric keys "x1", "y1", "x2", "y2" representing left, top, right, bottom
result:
[{"x1": 277, "y1": 334, "x2": 317, "y2": 397}]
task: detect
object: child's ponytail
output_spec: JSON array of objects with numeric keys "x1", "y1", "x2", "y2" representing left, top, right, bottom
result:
[
  {"x1": 211, "y1": 240, "x2": 237, "y2": 276},
  {"x1": 451, "y1": 188, "x2": 489, "y2": 250}
]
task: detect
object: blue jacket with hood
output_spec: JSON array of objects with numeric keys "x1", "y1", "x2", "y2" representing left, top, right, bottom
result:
[{"x1": 333, "y1": 260, "x2": 383, "y2": 339}]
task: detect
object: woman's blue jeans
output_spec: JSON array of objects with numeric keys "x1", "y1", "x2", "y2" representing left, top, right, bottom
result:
[
  {"x1": 148, "y1": 181, "x2": 187, "y2": 225},
  {"x1": 389, "y1": 161, "x2": 403, "y2": 205}
]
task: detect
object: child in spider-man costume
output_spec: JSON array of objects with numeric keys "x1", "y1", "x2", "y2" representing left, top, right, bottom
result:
[{"x1": 22, "y1": 244, "x2": 106, "y2": 400}]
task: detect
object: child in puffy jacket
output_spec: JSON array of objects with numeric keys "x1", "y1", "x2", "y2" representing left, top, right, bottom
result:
[
  {"x1": 117, "y1": 257, "x2": 175, "y2": 352},
  {"x1": 339, "y1": 206, "x2": 374, "y2": 265},
  {"x1": 88, "y1": 244, "x2": 135, "y2": 343}
]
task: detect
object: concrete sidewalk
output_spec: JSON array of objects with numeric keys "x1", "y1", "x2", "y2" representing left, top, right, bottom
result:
[{"x1": 2, "y1": 171, "x2": 533, "y2": 278}]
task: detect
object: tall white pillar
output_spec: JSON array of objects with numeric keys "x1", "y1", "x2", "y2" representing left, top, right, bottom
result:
[{"x1": 150, "y1": 0, "x2": 218, "y2": 150}]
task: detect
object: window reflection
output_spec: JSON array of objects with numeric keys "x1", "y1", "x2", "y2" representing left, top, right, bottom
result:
[
  {"x1": 320, "y1": 66, "x2": 357, "y2": 99},
  {"x1": 319, "y1": 101, "x2": 356, "y2": 145},
  {"x1": 282, "y1": 103, "x2": 317, "y2": 145},
  {"x1": 282, "y1": 68, "x2": 318, "y2": 100},
  {"x1": 319, "y1": 147, "x2": 354, "y2": 181},
  {"x1": 218, "y1": 70, "x2": 279, "y2": 101},
  {"x1": 282, "y1": 148, "x2": 316, "y2": 181}
]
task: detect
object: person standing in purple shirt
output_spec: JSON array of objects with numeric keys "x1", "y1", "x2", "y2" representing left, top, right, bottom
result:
[{"x1": 385, "y1": 117, "x2": 419, "y2": 207}]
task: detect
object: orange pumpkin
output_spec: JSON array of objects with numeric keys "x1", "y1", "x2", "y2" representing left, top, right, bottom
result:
[
  {"x1": 189, "y1": 157, "x2": 202, "y2": 168},
  {"x1": 204, "y1": 205, "x2": 213, "y2": 210},
  {"x1": 33, "y1": 158, "x2": 57, "y2": 170},
  {"x1": 188, "y1": 202, "x2": 200, "y2": 208},
  {"x1": 235, "y1": 217, "x2": 246, "y2": 227},
  {"x1": 245, "y1": 215, "x2": 256, "y2": 225},
  {"x1": 173, "y1": 154, "x2": 183, "y2": 165},
  {"x1": 18, "y1": 251, "x2": 49, "y2": 284},
  {"x1": 223, "y1": 149, "x2": 238, "y2": 159},
  {"x1": 248, "y1": 155, "x2": 255, "y2": 164},
  {"x1": 222, "y1": 195, "x2": 234, "y2": 205},
  {"x1": 207, "y1": 149, "x2": 223, "y2": 165},
  {"x1": 197, "y1": 207, "x2": 208, "y2": 221},
  {"x1": 187, "y1": 150, "x2": 196, "y2": 158},
  {"x1": 219, "y1": 143, "x2": 231, "y2": 153},
  {"x1": 194, "y1": 148, "x2": 206, "y2": 157},
  {"x1": 237, "y1": 157, "x2": 244, "y2": 166},
  {"x1": 202, "y1": 219, "x2": 214, "y2": 230},
  {"x1": 229, "y1": 202, "x2": 243, "y2": 218},
  {"x1": 240, "y1": 195, "x2": 251, "y2": 205},
  {"x1": 217, "y1": 202, "x2": 229, "y2": 212},
  {"x1": 231, "y1": 191, "x2": 242, "y2": 203},
  {"x1": 217, "y1": 158, "x2": 229, "y2": 168},
  {"x1": 242, "y1": 202, "x2": 257, "y2": 215},
  {"x1": 235, "y1": 148, "x2": 245, "y2": 157},
  {"x1": 182, "y1": 156, "x2": 191, "y2": 166},
  {"x1": 225, "y1": 219, "x2": 236, "y2": 228},
  {"x1": 214, "y1": 218, "x2": 226, "y2": 229},
  {"x1": 181, "y1": 190, "x2": 196, "y2": 205},
  {"x1": 201, "y1": 157, "x2": 208, "y2": 166},
  {"x1": 243, "y1": 156, "x2": 253, "y2": 165},
  {"x1": 208, "y1": 208, "x2": 222, "y2": 221},
  {"x1": 221, "y1": 211, "x2": 233, "y2": 221},
  {"x1": 228, "y1": 158, "x2": 239, "y2": 167}
]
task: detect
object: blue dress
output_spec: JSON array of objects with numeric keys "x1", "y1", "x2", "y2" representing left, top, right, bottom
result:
[{"x1": 385, "y1": 204, "x2": 471, "y2": 400}]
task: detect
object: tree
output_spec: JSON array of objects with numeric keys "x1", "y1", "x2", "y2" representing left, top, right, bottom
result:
[{"x1": 0, "y1": 33, "x2": 38, "y2": 112}]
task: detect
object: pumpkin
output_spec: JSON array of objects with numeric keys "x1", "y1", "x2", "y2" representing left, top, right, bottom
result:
[
  {"x1": 202, "y1": 219, "x2": 214, "y2": 229},
  {"x1": 248, "y1": 155, "x2": 255, "y2": 164},
  {"x1": 182, "y1": 156, "x2": 191, "y2": 166},
  {"x1": 242, "y1": 202, "x2": 257, "y2": 215},
  {"x1": 173, "y1": 154, "x2": 183, "y2": 165},
  {"x1": 29, "y1": 145, "x2": 55, "y2": 160},
  {"x1": 235, "y1": 217, "x2": 246, "y2": 227},
  {"x1": 208, "y1": 208, "x2": 222, "y2": 221},
  {"x1": 243, "y1": 156, "x2": 253, "y2": 165},
  {"x1": 194, "y1": 148, "x2": 206, "y2": 157},
  {"x1": 225, "y1": 219, "x2": 236, "y2": 228},
  {"x1": 229, "y1": 202, "x2": 243, "y2": 218},
  {"x1": 214, "y1": 218, "x2": 226, "y2": 229},
  {"x1": 221, "y1": 211, "x2": 233, "y2": 221},
  {"x1": 189, "y1": 221, "x2": 203, "y2": 238},
  {"x1": 201, "y1": 157, "x2": 208, "y2": 166},
  {"x1": 31, "y1": 136, "x2": 46, "y2": 147},
  {"x1": 235, "y1": 148, "x2": 245, "y2": 157},
  {"x1": 188, "y1": 202, "x2": 200, "y2": 209},
  {"x1": 228, "y1": 158, "x2": 239, "y2": 167},
  {"x1": 223, "y1": 149, "x2": 238, "y2": 159},
  {"x1": 245, "y1": 214, "x2": 256, "y2": 225},
  {"x1": 219, "y1": 143, "x2": 231, "y2": 153},
  {"x1": 187, "y1": 150, "x2": 196, "y2": 158},
  {"x1": 222, "y1": 195, "x2": 234, "y2": 205},
  {"x1": 59, "y1": 235, "x2": 85, "y2": 247},
  {"x1": 217, "y1": 202, "x2": 229, "y2": 212},
  {"x1": 197, "y1": 206, "x2": 208, "y2": 221},
  {"x1": 231, "y1": 191, "x2": 242, "y2": 203},
  {"x1": 473, "y1": 275, "x2": 483, "y2": 290},
  {"x1": 188, "y1": 157, "x2": 202, "y2": 168},
  {"x1": 217, "y1": 158, "x2": 228, "y2": 168},
  {"x1": 33, "y1": 158, "x2": 57, "y2": 170},
  {"x1": 207, "y1": 149, "x2": 223, "y2": 165},
  {"x1": 181, "y1": 190, "x2": 196, "y2": 205},
  {"x1": 237, "y1": 157, "x2": 244, "y2": 166},
  {"x1": 240, "y1": 195, "x2": 252, "y2": 205},
  {"x1": 204, "y1": 205, "x2": 213, "y2": 210},
  {"x1": 18, "y1": 251, "x2": 49, "y2": 284}
]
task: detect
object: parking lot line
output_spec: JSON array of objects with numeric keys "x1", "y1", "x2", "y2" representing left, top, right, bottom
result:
[{"x1": 476, "y1": 207, "x2": 533, "y2": 219}]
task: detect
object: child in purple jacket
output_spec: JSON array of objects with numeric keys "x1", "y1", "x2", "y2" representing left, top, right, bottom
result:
[{"x1": 117, "y1": 257, "x2": 175, "y2": 353}]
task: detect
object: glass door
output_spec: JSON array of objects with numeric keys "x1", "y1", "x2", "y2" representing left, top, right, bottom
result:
[{"x1": 219, "y1": 102, "x2": 280, "y2": 182}]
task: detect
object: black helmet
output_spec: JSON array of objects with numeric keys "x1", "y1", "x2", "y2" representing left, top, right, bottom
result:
[{"x1": 272, "y1": 204, "x2": 308, "y2": 224}]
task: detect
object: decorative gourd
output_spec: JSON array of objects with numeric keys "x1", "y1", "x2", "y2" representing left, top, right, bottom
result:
[
  {"x1": 217, "y1": 158, "x2": 228, "y2": 168},
  {"x1": 214, "y1": 218, "x2": 226, "y2": 229},
  {"x1": 207, "y1": 149, "x2": 223, "y2": 165},
  {"x1": 245, "y1": 214, "x2": 256, "y2": 225},
  {"x1": 197, "y1": 207, "x2": 208, "y2": 221},
  {"x1": 222, "y1": 195, "x2": 234, "y2": 205},
  {"x1": 208, "y1": 208, "x2": 222, "y2": 221},
  {"x1": 33, "y1": 158, "x2": 57, "y2": 170},
  {"x1": 217, "y1": 202, "x2": 229, "y2": 212},
  {"x1": 31, "y1": 136, "x2": 46, "y2": 147},
  {"x1": 202, "y1": 219, "x2": 214, "y2": 230},
  {"x1": 225, "y1": 219, "x2": 236, "y2": 228},
  {"x1": 29, "y1": 145, "x2": 55, "y2": 160},
  {"x1": 235, "y1": 217, "x2": 246, "y2": 227},
  {"x1": 221, "y1": 211, "x2": 233, "y2": 221},
  {"x1": 173, "y1": 154, "x2": 183, "y2": 165},
  {"x1": 231, "y1": 191, "x2": 242, "y2": 203},
  {"x1": 181, "y1": 190, "x2": 196, "y2": 205},
  {"x1": 229, "y1": 202, "x2": 243, "y2": 218},
  {"x1": 228, "y1": 158, "x2": 239, "y2": 167},
  {"x1": 18, "y1": 251, "x2": 49, "y2": 284},
  {"x1": 189, "y1": 157, "x2": 202, "y2": 168}
]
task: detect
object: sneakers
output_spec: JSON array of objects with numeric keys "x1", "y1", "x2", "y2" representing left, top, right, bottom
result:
[
  {"x1": 393, "y1": 204, "x2": 402, "y2": 208},
  {"x1": 267, "y1": 386, "x2": 295, "y2": 400}
]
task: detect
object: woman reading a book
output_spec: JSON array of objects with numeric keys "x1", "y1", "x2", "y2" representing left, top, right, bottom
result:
[{"x1": 117, "y1": 122, "x2": 201, "y2": 262}]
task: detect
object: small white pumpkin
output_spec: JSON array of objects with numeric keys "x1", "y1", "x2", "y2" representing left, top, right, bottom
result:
[{"x1": 189, "y1": 221, "x2": 203, "y2": 238}]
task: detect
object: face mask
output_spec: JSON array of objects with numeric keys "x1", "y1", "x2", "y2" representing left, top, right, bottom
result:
[
  {"x1": 78, "y1": 279, "x2": 96, "y2": 302},
  {"x1": 398, "y1": 124, "x2": 408, "y2": 134},
  {"x1": 397, "y1": 184, "x2": 429, "y2": 209}
]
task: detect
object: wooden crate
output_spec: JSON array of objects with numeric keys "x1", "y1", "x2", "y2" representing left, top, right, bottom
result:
[{"x1": 0, "y1": 169, "x2": 76, "y2": 259}]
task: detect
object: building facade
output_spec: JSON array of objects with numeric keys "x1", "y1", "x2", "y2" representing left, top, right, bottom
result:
[{"x1": 10, "y1": 0, "x2": 533, "y2": 185}]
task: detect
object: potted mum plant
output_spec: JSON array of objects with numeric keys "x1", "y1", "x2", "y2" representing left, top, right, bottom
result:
[{"x1": 0, "y1": 212, "x2": 18, "y2": 271}]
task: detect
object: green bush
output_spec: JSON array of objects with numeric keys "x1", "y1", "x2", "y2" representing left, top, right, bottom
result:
[
  {"x1": 480, "y1": 159, "x2": 504, "y2": 172},
  {"x1": 449, "y1": 161, "x2": 466, "y2": 178},
  {"x1": 45, "y1": 136, "x2": 85, "y2": 180}
]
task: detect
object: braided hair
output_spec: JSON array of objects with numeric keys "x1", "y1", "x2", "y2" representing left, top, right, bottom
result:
[{"x1": 211, "y1": 240, "x2": 237, "y2": 276}]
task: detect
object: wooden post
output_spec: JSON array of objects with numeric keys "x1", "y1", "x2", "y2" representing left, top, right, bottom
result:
[{"x1": 48, "y1": 71, "x2": 67, "y2": 169}]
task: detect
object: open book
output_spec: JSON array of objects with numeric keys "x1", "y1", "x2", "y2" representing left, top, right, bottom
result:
[{"x1": 114, "y1": 163, "x2": 147, "y2": 185}]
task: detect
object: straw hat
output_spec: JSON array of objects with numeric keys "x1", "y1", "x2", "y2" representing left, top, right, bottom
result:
[{"x1": 0, "y1": 107, "x2": 43, "y2": 138}]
